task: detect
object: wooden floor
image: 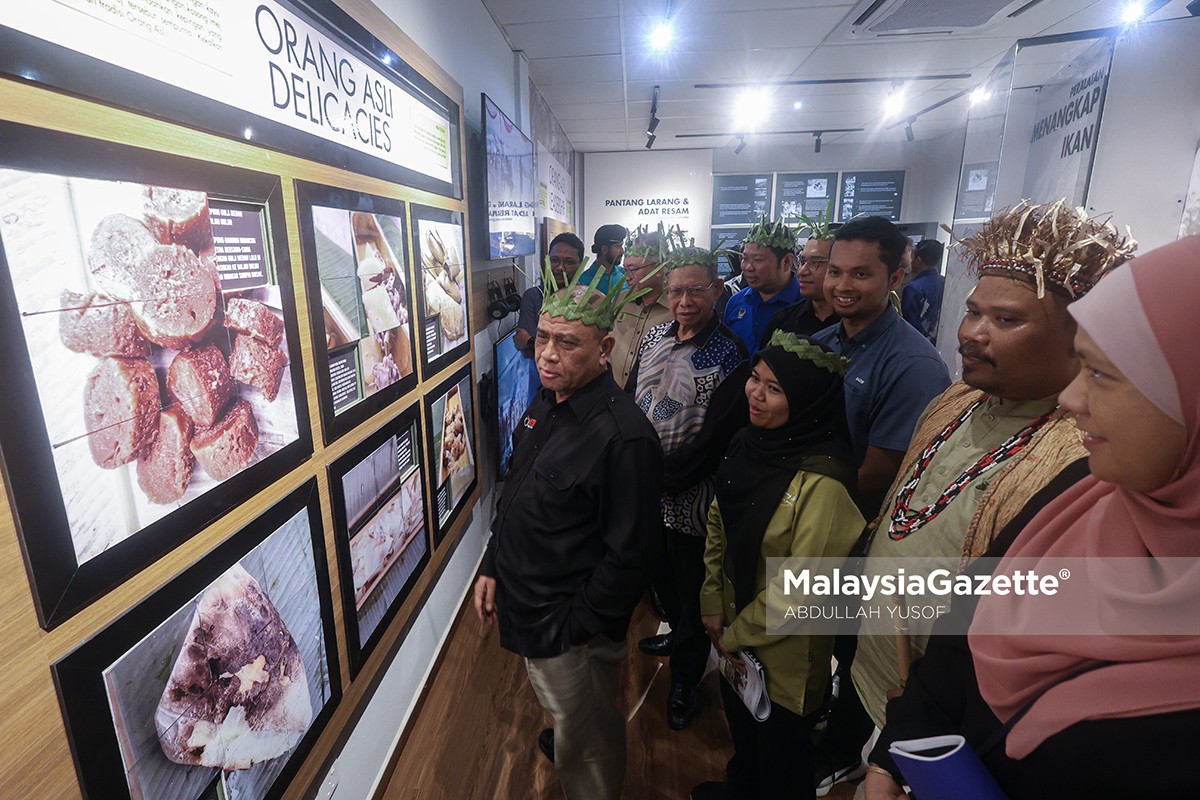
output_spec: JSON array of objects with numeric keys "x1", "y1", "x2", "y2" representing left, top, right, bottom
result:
[{"x1": 381, "y1": 596, "x2": 860, "y2": 799}]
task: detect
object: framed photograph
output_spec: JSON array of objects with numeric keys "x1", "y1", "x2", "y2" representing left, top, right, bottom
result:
[
  {"x1": 52, "y1": 478, "x2": 340, "y2": 800},
  {"x1": 410, "y1": 204, "x2": 469, "y2": 377},
  {"x1": 294, "y1": 181, "x2": 419, "y2": 444},
  {"x1": 423, "y1": 365, "x2": 477, "y2": 546},
  {"x1": 327, "y1": 404, "x2": 431, "y2": 676},
  {"x1": 0, "y1": 121, "x2": 312, "y2": 629}
]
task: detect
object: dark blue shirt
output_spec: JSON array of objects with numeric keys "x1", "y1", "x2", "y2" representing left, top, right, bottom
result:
[
  {"x1": 813, "y1": 307, "x2": 951, "y2": 465},
  {"x1": 901, "y1": 270, "x2": 944, "y2": 345},
  {"x1": 722, "y1": 276, "x2": 803, "y2": 353}
]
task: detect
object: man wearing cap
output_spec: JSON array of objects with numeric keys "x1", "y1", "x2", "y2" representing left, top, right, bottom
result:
[
  {"x1": 722, "y1": 217, "x2": 804, "y2": 352},
  {"x1": 475, "y1": 269, "x2": 663, "y2": 800},
  {"x1": 610, "y1": 224, "x2": 674, "y2": 390},
  {"x1": 580, "y1": 223, "x2": 628, "y2": 294},
  {"x1": 811, "y1": 202, "x2": 1136, "y2": 796}
]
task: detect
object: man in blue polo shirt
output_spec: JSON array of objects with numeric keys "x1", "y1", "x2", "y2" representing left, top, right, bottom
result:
[
  {"x1": 722, "y1": 217, "x2": 802, "y2": 351},
  {"x1": 813, "y1": 216, "x2": 950, "y2": 517}
]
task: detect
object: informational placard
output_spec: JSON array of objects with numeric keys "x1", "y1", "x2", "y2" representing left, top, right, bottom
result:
[
  {"x1": 0, "y1": 0, "x2": 460, "y2": 195},
  {"x1": 1021, "y1": 37, "x2": 1114, "y2": 207},
  {"x1": 210, "y1": 202, "x2": 269, "y2": 290},
  {"x1": 425, "y1": 366, "x2": 477, "y2": 546},
  {"x1": 711, "y1": 227, "x2": 752, "y2": 278},
  {"x1": 411, "y1": 204, "x2": 469, "y2": 376},
  {"x1": 774, "y1": 172, "x2": 838, "y2": 221},
  {"x1": 712, "y1": 174, "x2": 771, "y2": 225},
  {"x1": 839, "y1": 171, "x2": 905, "y2": 221},
  {"x1": 582, "y1": 149, "x2": 712, "y2": 246},
  {"x1": 956, "y1": 161, "x2": 999, "y2": 219}
]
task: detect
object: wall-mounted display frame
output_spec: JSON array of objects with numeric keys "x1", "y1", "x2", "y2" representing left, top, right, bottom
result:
[
  {"x1": 0, "y1": 0, "x2": 462, "y2": 198},
  {"x1": 838, "y1": 170, "x2": 905, "y2": 221},
  {"x1": 410, "y1": 204, "x2": 470, "y2": 377},
  {"x1": 0, "y1": 121, "x2": 313, "y2": 630},
  {"x1": 494, "y1": 328, "x2": 538, "y2": 481},
  {"x1": 327, "y1": 404, "x2": 431, "y2": 677},
  {"x1": 52, "y1": 478, "x2": 339, "y2": 800},
  {"x1": 424, "y1": 364, "x2": 478, "y2": 547},
  {"x1": 710, "y1": 226, "x2": 752, "y2": 279},
  {"x1": 711, "y1": 174, "x2": 771, "y2": 225},
  {"x1": 774, "y1": 172, "x2": 838, "y2": 221},
  {"x1": 294, "y1": 181, "x2": 419, "y2": 444}
]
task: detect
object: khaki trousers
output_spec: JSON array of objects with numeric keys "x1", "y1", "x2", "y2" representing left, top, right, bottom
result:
[{"x1": 525, "y1": 636, "x2": 627, "y2": 800}]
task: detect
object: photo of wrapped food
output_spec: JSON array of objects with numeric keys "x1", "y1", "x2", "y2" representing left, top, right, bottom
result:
[
  {"x1": 60, "y1": 488, "x2": 336, "y2": 800},
  {"x1": 411, "y1": 205, "x2": 468, "y2": 372},
  {"x1": 426, "y1": 368, "x2": 476, "y2": 536},
  {"x1": 305, "y1": 197, "x2": 416, "y2": 428},
  {"x1": 0, "y1": 169, "x2": 302, "y2": 566},
  {"x1": 330, "y1": 409, "x2": 430, "y2": 671}
]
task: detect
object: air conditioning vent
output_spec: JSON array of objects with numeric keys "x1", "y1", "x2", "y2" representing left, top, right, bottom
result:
[{"x1": 838, "y1": 0, "x2": 1027, "y2": 38}]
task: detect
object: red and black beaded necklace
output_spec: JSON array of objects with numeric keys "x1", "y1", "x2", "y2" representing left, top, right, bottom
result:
[{"x1": 888, "y1": 397, "x2": 1055, "y2": 539}]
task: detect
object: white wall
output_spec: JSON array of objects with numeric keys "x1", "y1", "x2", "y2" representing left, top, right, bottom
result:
[
  {"x1": 1087, "y1": 16, "x2": 1200, "y2": 249},
  {"x1": 327, "y1": 1, "x2": 519, "y2": 797},
  {"x1": 582, "y1": 149, "x2": 715, "y2": 244}
]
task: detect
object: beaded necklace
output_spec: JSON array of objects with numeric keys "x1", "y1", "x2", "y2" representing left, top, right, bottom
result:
[{"x1": 888, "y1": 397, "x2": 1055, "y2": 539}]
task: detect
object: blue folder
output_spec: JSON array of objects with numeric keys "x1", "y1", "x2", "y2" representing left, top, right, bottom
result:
[{"x1": 889, "y1": 735, "x2": 1008, "y2": 800}]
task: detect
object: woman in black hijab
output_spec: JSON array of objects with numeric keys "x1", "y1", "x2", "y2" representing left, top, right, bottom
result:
[{"x1": 694, "y1": 332, "x2": 865, "y2": 800}]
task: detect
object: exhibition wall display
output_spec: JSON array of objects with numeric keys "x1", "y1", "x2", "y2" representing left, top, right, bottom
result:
[
  {"x1": 53, "y1": 480, "x2": 339, "y2": 800},
  {"x1": 295, "y1": 181, "x2": 420, "y2": 443},
  {"x1": 328, "y1": 406, "x2": 431, "y2": 676},
  {"x1": 0, "y1": 122, "x2": 312, "y2": 629},
  {"x1": 0, "y1": 1, "x2": 483, "y2": 797},
  {"x1": 483, "y1": 94, "x2": 536, "y2": 259},
  {"x1": 494, "y1": 329, "x2": 538, "y2": 480}
]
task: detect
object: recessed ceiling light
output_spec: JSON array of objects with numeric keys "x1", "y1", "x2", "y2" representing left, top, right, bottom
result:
[
  {"x1": 884, "y1": 90, "x2": 907, "y2": 119},
  {"x1": 1120, "y1": 1, "x2": 1147, "y2": 24},
  {"x1": 649, "y1": 21, "x2": 675, "y2": 52},
  {"x1": 793, "y1": 101, "x2": 803, "y2": 110},
  {"x1": 969, "y1": 87, "x2": 991, "y2": 106}
]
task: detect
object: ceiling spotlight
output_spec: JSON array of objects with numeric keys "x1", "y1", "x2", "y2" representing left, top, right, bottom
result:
[
  {"x1": 734, "y1": 136, "x2": 747, "y2": 155},
  {"x1": 649, "y1": 21, "x2": 675, "y2": 52},
  {"x1": 734, "y1": 88, "x2": 770, "y2": 130},
  {"x1": 884, "y1": 89, "x2": 907, "y2": 120},
  {"x1": 904, "y1": 120, "x2": 915, "y2": 142},
  {"x1": 793, "y1": 101, "x2": 803, "y2": 110},
  {"x1": 969, "y1": 86, "x2": 992, "y2": 106},
  {"x1": 647, "y1": 116, "x2": 660, "y2": 135},
  {"x1": 813, "y1": 131, "x2": 823, "y2": 154},
  {"x1": 1120, "y1": 1, "x2": 1147, "y2": 23},
  {"x1": 646, "y1": 133, "x2": 657, "y2": 149}
]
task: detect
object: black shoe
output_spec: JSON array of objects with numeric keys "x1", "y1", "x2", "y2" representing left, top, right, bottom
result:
[
  {"x1": 812, "y1": 743, "x2": 865, "y2": 796},
  {"x1": 537, "y1": 728, "x2": 554, "y2": 763},
  {"x1": 638, "y1": 632, "x2": 674, "y2": 657},
  {"x1": 667, "y1": 679, "x2": 700, "y2": 730},
  {"x1": 690, "y1": 781, "x2": 729, "y2": 800}
]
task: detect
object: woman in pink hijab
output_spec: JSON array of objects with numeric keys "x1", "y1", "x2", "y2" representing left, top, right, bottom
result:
[{"x1": 864, "y1": 237, "x2": 1200, "y2": 799}]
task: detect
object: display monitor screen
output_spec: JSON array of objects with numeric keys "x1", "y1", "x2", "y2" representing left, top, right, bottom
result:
[
  {"x1": 482, "y1": 94, "x2": 536, "y2": 260},
  {"x1": 494, "y1": 328, "x2": 539, "y2": 479}
]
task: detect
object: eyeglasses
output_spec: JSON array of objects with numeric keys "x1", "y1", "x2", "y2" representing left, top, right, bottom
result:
[
  {"x1": 798, "y1": 257, "x2": 829, "y2": 268},
  {"x1": 624, "y1": 262, "x2": 659, "y2": 274},
  {"x1": 549, "y1": 257, "x2": 580, "y2": 268},
  {"x1": 666, "y1": 281, "x2": 717, "y2": 299}
]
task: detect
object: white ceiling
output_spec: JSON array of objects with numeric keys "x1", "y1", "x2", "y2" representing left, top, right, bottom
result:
[{"x1": 480, "y1": 0, "x2": 1194, "y2": 152}]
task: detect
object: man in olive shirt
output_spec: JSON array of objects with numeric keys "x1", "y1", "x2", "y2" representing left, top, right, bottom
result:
[
  {"x1": 813, "y1": 203, "x2": 1134, "y2": 795},
  {"x1": 476, "y1": 277, "x2": 662, "y2": 800},
  {"x1": 610, "y1": 225, "x2": 673, "y2": 389}
]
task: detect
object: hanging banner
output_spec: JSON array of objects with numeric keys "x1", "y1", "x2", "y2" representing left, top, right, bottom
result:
[
  {"x1": 537, "y1": 144, "x2": 573, "y2": 224},
  {"x1": 1021, "y1": 37, "x2": 1114, "y2": 207}
]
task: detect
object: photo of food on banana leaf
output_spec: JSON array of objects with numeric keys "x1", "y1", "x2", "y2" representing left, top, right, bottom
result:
[
  {"x1": 309, "y1": 204, "x2": 415, "y2": 410},
  {"x1": 0, "y1": 168, "x2": 303, "y2": 567},
  {"x1": 410, "y1": 205, "x2": 468, "y2": 370},
  {"x1": 53, "y1": 481, "x2": 337, "y2": 800},
  {"x1": 426, "y1": 366, "x2": 476, "y2": 538}
]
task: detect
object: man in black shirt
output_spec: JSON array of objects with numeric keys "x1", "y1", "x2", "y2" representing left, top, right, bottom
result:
[
  {"x1": 760, "y1": 218, "x2": 839, "y2": 348},
  {"x1": 476, "y1": 277, "x2": 663, "y2": 800}
]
